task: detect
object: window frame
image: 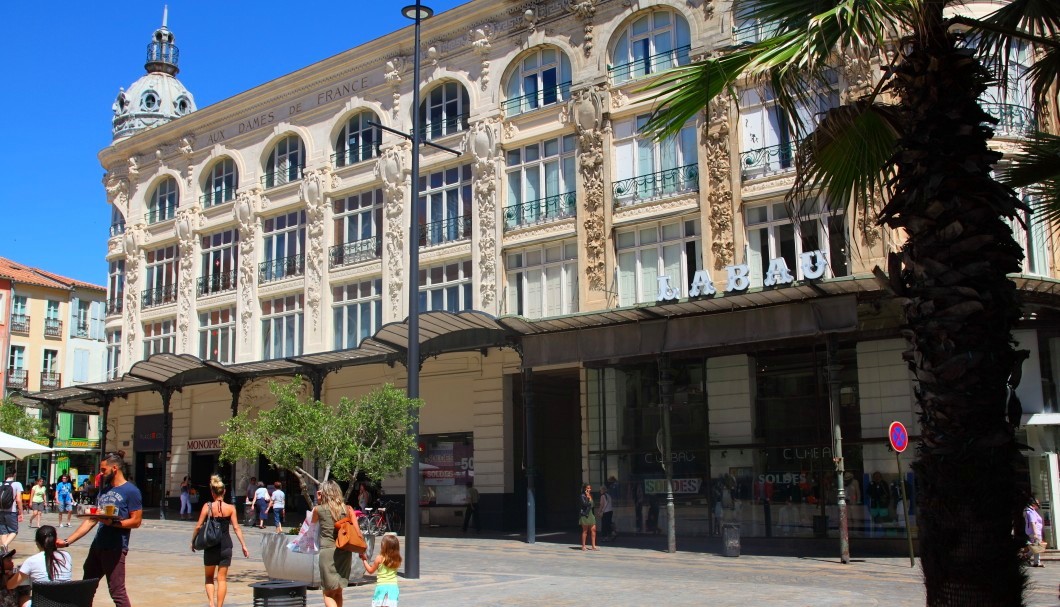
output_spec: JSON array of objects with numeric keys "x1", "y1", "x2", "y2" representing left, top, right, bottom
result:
[
  {"x1": 199, "y1": 307, "x2": 236, "y2": 363},
  {"x1": 418, "y1": 260, "x2": 473, "y2": 313},
  {"x1": 503, "y1": 48, "x2": 573, "y2": 116},
  {"x1": 419, "y1": 82, "x2": 470, "y2": 140},
  {"x1": 505, "y1": 240, "x2": 580, "y2": 318},
  {"x1": 261, "y1": 295, "x2": 304, "y2": 359},
  {"x1": 505, "y1": 135, "x2": 578, "y2": 229},
  {"x1": 202, "y1": 158, "x2": 238, "y2": 206},
  {"x1": 616, "y1": 218, "x2": 702, "y2": 306},
  {"x1": 147, "y1": 177, "x2": 179, "y2": 223},
  {"x1": 264, "y1": 135, "x2": 305, "y2": 188},
  {"x1": 417, "y1": 165, "x2": 473, "y2": 247},
  {"x1": 335, "y1": 111, "x2": 380, "y2": 167},
  {"x1": 143, "y1": 319, "x2": 176, "y2": 358},
  {"x1": 743, "y1": 198, "x2": 849, "y2": 288},
  {"x1": 610, "y1": 10, "x2": 692, "y2": 84},
  {"x1": 332, "y1": 278, "x2": 383, "y2": 349}
]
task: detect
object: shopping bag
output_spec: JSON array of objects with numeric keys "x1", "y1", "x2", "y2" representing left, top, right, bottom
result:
[{"x1": 288, "y1": 510, "x2": 319, "y2": 554}]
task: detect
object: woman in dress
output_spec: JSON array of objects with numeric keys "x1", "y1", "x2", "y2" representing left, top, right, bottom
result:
[
  {"x1": 29, "y1": 479, "x2": 47, "y2": 529},
  {"x1": 578, "y1": 483, "x2": 597, "y2": 551},
  {"x1": 313, "y1": 479, "x2": 360, "y2": 607},
  {"x1": 191, "y1": 475, "x2": 249, "y2": 607}
]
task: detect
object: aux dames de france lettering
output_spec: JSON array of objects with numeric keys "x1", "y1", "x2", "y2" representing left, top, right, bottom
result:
[{"x1": 656, "y1": 250, "x2": 829, "y2": 301}]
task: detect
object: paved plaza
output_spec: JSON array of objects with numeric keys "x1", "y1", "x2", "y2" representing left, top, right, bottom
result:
[{"x1": 6, "y1": 516, "x2": 1058, "y2": 606}]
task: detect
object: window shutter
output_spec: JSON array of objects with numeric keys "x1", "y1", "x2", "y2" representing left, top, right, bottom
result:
[
  {"x1": 90, "y1": 301, "x2": 105, "y2": 340},
  {"x1": 69, "y1": 296, "x2": 80, "y2": 337},
  {"x1": 74, "y1": 349, "x2": 89, "y2": 383}
]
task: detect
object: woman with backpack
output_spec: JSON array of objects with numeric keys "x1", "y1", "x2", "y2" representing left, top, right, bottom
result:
[
  {"x1": 191, "y1": 475, "x2": 248, "y2": 607},
  {"x1": 578, "y1": 483, "x2": 597, "y2": 551}
]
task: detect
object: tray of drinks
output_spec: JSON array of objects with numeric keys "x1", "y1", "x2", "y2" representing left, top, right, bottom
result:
[{"x1": 75, "y1": 513, "x2": 121, "y2": 520}]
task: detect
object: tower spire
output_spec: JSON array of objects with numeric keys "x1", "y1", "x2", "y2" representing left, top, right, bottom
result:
[
  {"x1": 162, "y1": 5, "x2": 168, "y2": 28},
  {"x1": 145, "y1": 6, "x2": 179, "y2": 76}
]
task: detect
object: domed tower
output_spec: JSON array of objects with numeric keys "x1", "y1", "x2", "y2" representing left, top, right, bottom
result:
[{"x1": 111, "y1": 7, "x2": 197, "y2": 140}]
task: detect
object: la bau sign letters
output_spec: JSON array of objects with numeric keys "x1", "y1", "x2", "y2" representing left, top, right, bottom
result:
[{"x1": 655, "y1": 250, "x2": 830, "y2": 301}]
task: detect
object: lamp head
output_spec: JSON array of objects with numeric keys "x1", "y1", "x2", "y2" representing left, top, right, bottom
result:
[{"x1": 402, "y1": 3, "x2": 434, "y2": 20}]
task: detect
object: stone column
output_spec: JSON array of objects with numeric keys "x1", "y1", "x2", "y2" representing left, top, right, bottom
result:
[
  {"x1": 175, "y1": 209, "x2": 201, "y2": 355},
  {"x1": 566, "y1": 86, "x2": 608, "y2": 309},
  {"x1": 300, "y1": 167, "x2": 337, "y2": 355},
  {"x1": 463, "y1": 120, "x2": 500, "y2": 315},
  {"x1": 375, "y1": 143, "x2": 411, "y2": 323},
  {"x1": 234, "y1": 191, "x2": 260, "y2": 362},
  {"x1": 122, "y1": 225, "x2": 145, "y2": 372}
]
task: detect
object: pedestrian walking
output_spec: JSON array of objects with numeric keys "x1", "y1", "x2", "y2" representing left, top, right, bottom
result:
[
  {"x1": 253, "y1": 482, "x2": 269, "y2": 529},
  {"x1": 313, "y1": 480, "x2": 357, "y2": 607},
  {"x1": 597, "y1": 484, "x2": 615, "y2": 541},
  {"x1": 268, "y1": 482, "x2": 286, "y2": 533},
  {"x1": 191, "y1": 475, "x2": 249, "y2": 607},
  {"x1": 28, "y1": 479, "x2": 47, "y2": 529},
  {"x1": 357, "y1": 483, "x2": 370, "y2": 511},
  {"x1": 57, "y1": 450, "x2": 142, "y2": 607},
  {"x1": 361, "y1": 534, "x2": 401, "y2": 607},
  {"x1": 179, "y1": 476, "x2": 192, "y2": 521},
  {"x1": 579, "y1": 483, "x2": 597, "y2": 551},
  {"x1": 461, "y1": 481, "x2": 479, "y2": 533},
  {"x1": 54, "y1": 474, "x2": 75, "y2": 528},
  {"x1": 244, "y1": 477, "x2": 258, "y2": 526},
  {"x1": 6, "y1": 525, "x2": 72, "y2": 592},
  {"x1": 1025, "y1": 497, "x2": 1045, "y2": 567}
]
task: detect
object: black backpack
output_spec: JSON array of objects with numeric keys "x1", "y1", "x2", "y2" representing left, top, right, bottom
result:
[{"x1": 0, "y1": 482, "x2": 14, "y2": 510}]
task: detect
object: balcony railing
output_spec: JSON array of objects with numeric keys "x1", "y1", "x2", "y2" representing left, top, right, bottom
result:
[
  {"x1": 504, "y1": 192, "x2": 577, "y2": 231},
  {"x1": 329, "y1": 237, "x2": 381, "y2": 268},
  {"x1": 503, "y1": 81, "x2": 573, "y2": 117},
  {"x1": 145, "y1": 205, "x2": 177, "y2": 225},
  {"x1": 982, "y1": 103, "x2": 1036, "y2": 137},
  {"x1": 423, "y1": 113, "x2": 469, "y2": 141},
  {"x1": 259, "y1": 254, "x2": 305, "y2": 283},
  {"x1": 40, "y1": 372, "x2": 61, "y2": 391},
  {"x1": 609, "y1": 45, "x2": 691, "y2": 84},
  {"x1": 613, "y1": 164, "x2": 699, "y2": 207},
  {"x1": 332, "y1": 145, "x2": 379, "y2": 168},
  {"x1": 419, "y1": 216, "x2": 472, "y2": 248},
  {"x1": 200, "y1": 186, "x2": 236, "y2": 208},
  {"x1": 740, "y1": 141, "x2": 797, "y2": 181},
  {"x1": 43, "y1": 318, "x2": 63, "y2": 338},
  {"x1": 106, "y1": 297, "x2": 124, "y2": 316},
  {"x1": 110, "y1": 222, "x2": 126, "y2": 237},
  {"x1": 6, "y1": 369, "x2": 26, "y2": 391},
  {"x1": 74, "y1": 322, "x2": 90, "y2": 339},
  {"x1": 732, "y1": 22, "x2": 779, "y2": 45},
  {"x1": 10, "y1": 315, "x2": 29, "y2": 334},
  {"x1": 142, "y1": 284, "x2": 178, "y2": 308},
  {"x1": 261, "y1": 165, "x2": 305, "y2": 189},
  {"x1": 197, "y1": 270, "x2": 238, "y2": 297}
]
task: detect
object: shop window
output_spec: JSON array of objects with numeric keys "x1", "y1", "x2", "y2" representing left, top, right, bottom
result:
[{"x1": 419, "y1": 433, "x2": 474, "y2": 506}]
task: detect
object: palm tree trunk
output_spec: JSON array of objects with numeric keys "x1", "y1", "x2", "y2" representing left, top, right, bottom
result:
[{"x1": 880, "y1": 3, "x2": 1030, "y2": 604}]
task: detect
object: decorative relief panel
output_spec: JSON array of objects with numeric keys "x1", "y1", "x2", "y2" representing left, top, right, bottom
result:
[
  {"x1": 565, "y1": 0, "x2": 596, "y2": 57},
  {"x1": 376, "y1": 144, "x2": 411, "y2": 319},
  {"x1": 704, "y1": 98, "x2": 735, "y2": 269},
  {"x1": 234, "y1": 191, "x2": 259, "y2": 345},
  {"x1": 122, "y1": 225, "x2": 144, "y2": 354},
  {"x1": 469, "y1": 25, "x2": 494, "y2": 91},
  {"x1": 840, "y1": 49, "x2": 875, "y2": 104},
  {"x1": 175, "y1": 209, "x2": 200, "y2": 351},
  {"x1": 104, "y1": 174, "x2": 130, "y2": 217},
  {"x1": 563, "y1": 86, "x2": 607, "y2": 290},
  {"x1": 464, "y1": 121, "x2": 499, "y2": 310}
]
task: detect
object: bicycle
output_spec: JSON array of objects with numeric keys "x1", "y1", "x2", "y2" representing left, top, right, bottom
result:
[{"x1": 358, "y1": 500, "x2": 404, "y2": 536}]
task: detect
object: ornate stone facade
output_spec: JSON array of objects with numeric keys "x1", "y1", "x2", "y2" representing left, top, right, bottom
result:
[
  {"x1": 376, "y1": 144, "x2": 411, "y2": 320},
  {"x1": 300, "y1": 167, "x2": 339, "y2": 332},
  {"x1": 175, "y1": 209, "x2": 199, "y2": 351},
  {"x1": 464, "y1": 121, "x2": 499, "y2": 310},
  {"x1": 234, "y1": 191, "x2": 258, "y2": 345},
  {"x1": 565, "y1": 86, "x2": 607, "y2": 291},
  {"x1": 704, "y1": 98, "x2": 735, "y2": 269}
]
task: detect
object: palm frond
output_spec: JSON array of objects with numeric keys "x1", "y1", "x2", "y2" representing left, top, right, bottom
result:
[
  {"x1": 791, "y1": 101, "x2": 901, "y2": 220},
  {"x1": 1027, "y1": 39, "x2": 1060, "y2": 111},
  {"x1": 997, "y1": 131, "x2": 1060, "y2": 226},
  {"x1": 966, "y1": 0, "x2": 1060, "y2": 91}
]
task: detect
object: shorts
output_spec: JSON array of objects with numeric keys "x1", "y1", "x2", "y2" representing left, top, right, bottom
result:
[
  {"x1": 0, "y1": 512, "x2": 16, "y2": 534},
  {"x1": 31, "y1": 503, "x2": 45, "y2": 512},
  {"x1": 372, "y1": 583, "x2": 399, "y2": 607},
  {"x1": 272, "y1": 508, "x2": 284, "y2": 526},
  {"x1": 58, "y1": 498, "x2": 73, "y2": 513}
]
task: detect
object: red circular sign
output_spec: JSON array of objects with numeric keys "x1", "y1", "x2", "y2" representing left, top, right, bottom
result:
[{"x1": 888, "y1": 421, "x2": 909, "y2": 453}]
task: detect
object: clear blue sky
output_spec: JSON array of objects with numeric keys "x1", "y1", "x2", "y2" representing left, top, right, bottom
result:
[{"x1": 0, "y1": 0, "x2": 467, "y2": 287}]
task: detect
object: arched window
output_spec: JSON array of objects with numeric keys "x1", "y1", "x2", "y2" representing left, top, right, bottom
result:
[
  {"x1": 263, "y1": 135, "x2": 304, "y2": 188},
  {"x1": 335, "y1": 112, "x2": 380, "y2": 167},
  {"x1": 202, "y1": 158, "x2": 238, "y2": 207},
  {"x1": 147, "y1": 177, "x2": 179, "y2": 224},
  {"x1": 610, "y1": 10, "x2": 691, "y2": 84},
  {"x1": 504, "y1": 48, "x2": 572, "y2": 116},
  {"x1": 419, "y1": 82, "x2": 469, "y2": 140}
]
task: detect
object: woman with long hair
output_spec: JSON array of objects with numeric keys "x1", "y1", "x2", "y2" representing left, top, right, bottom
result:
[
  {"x1": 28, "y1": 479, "x2": 46, "y2": 529},
  {"x1": 361, "y1": 534, "x2": 402, "y2": 607},
  {"x1": 312, "y1": 480, "x2": 362, "y2": 607},
  {"x1": 6, "y1": 525, "x2": 72, "y2": 591},
  {"x1": 179, "y1": 476, "x2": 192, "y2": 521},
  {"x1": 578, "y1": 483, "x2": 597, "y2": 551},
  {"x1": 191, "y1": 475, "x2": 248, "y2": 607}
]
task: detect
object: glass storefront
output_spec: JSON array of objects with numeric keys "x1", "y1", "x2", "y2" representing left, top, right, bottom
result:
[{"x1": 587, "y1": 343, "x2": 917, "y2": 539}]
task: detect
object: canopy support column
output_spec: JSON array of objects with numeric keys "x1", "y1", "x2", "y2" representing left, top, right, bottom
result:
[
  {"x1": 524, "y1": 368, "x2": 536, "y2": 544},
  {"x1": 160, "y1": 387, "x2": 174, "y2": 521}
]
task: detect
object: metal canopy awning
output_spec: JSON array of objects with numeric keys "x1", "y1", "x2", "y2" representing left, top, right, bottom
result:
[
  {"x1": 127, "y1": 353, "x2": 237, "y2": 389},
  {"x1": 371, "y1": 310, "x2": 518, "y2": 359}
]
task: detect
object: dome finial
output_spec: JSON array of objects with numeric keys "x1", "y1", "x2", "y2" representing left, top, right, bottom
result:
[
  {"x1": 162, "y1": 4, "x2": 168, "y2": 28},
  {"x1": 145, "y1": 5, "x2": 179, "y2": 76}
]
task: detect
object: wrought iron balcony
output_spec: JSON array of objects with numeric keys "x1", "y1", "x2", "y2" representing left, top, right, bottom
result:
[
  {"x1": 423, "y1": 113, "x2": 469, "y2": 141},
  {"x1": 609, "y1": 45, "x2": 691, "y2": 84},
  {"x1": 732, "y1": 22, "x2": 779, "y2": 45},
  {"x1": 43, "y1": 318, "x2": 63, "y2": 338},
  {"x1": 329, "y1": 237, "x2": 381, "y2": 268},
  {"x1": 10, "y1": 315, "x2": 29, "y2": 334},
  {"x1": 261, "y1": 165, "x2": 305, "y2": 189},
  {"x1": 40, "y1": 372, "x2": 61, "y2": 391},
  {"x1": 419, "y1": 216, "x2": 472, "y2": 248},
  {"x1": 982, "y1": 103, "x2": 1036, "y2": 137},
  {"x1": 106, "y1": 297, "x2": 124, "y2": 316},
  {"x1": 142, "y1": 284, "x2": 178, "y2": 308},
  {"x1": 110, "y1": 222, "x2": 126, "y2": 237},
  {"x1": 74, "y1": 322, "x2": 90, "y2": 339},
  {"x1": 613, "y1": 164, "x2": 699, "y2": 207},
  {"x1": 740, "y1": 141, "x2": 797, "y2": 180},
  {"x1": 503, "y1": 81, "x2": 572, "y2": 117},
  {"x1": 200, "y1": 186, "x2": 236, "y2": 208},
  {"x1": 6, "y1": 369, "x2": 26, "y2": 391},
  {"x1": 145, "y1": 205, "x2": 177, "y2": 225},
  {"x1": 197, "y1": 270, "x2": 238, "y2": 296},
  {"x1": 332, "y1": 144, "x2": 379, "y2": 168},
  {"x1": 259, "y1": 254, "x2": 305, "y2": 283},
  {"x1": 504, "y1": 192, "x2": 576, "y2": 231}
]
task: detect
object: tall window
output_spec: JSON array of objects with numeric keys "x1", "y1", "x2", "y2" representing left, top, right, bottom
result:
[
  {"x1": 264, "y1": 135, "x2": 304, "y2": 188},
  {"x1": 199, "y1": 308, "x2": 236, "y2": 363},
  {"x1": 106, "y1": 330, "x2": 122, "y2": 380},
  {"x1": 202, "y1": 158, "x2": 238, "y2": 207},
  {"x1": 613, "y1": 114, "x2": 697, "y2": 206},
  {"x1": 745, "y1": 199, "x2": 849, "y2": 288},
  {"x1": 504, "y1": 48, "x2": 572, "y2": 116},
  {"x1": 333, "y1": 279, "x2": 383, "y2": 349},
  {"x1": 982, "y1": 39, "x2": 1035, "y2": 135},
  {"x1": 616, "y1": 219, "x2": 702, "y2": 306},
  {"x1": 261, "y1": 211, "x2": 306, "y2": 282},
  {"x1": 10, "y1": 296, "x2": 27, "y2": 333},
  {"x1": 7, "y1": 347, "x2": 24, "y2": 373},
  {"x1": 331, "y1": 190, "x2": 383, "y2": 267},
  {"x1": 44, "y1": 301, "x2": 61, "y2": 337},
  {"x1": 73, "y1": 300, "x2": 90, "y2": 338},
  {"x1": 1010, "y1": 193, "x2": 1050, "y2": 276},
  {"x1": 419, "y1": 260, "x2": 473, "y2": 313},
  {"x1": 110, "y1": 206, "x2": 126, "y2": 236},
  {"x1": 144, "y1": 245, "x2": 179, "y2": 307},
  {"x1": 262, "y1": 295, "x2": 304, "y2": 359},
  {"x1": 506, "y1": 240, "x2": 579, "y2": 318},
  {"x1": 418, "y1": 166, "x2": 472, "y2": 247},
  {"x1": 505, "y1": 135, "x2": 577, "y2": 229},
  {"x1": 42, "y1": 349, "x2": 60, "y2": 390},
  {"x1": 419, "y1": 82, "x2": 469, "y2": 140},
  {"x1": 147, "y1": 177, "x2": 179, "y2": 224},
  {"x1": 610, "y1": 11, "x2": 691, "y2": 84},
  {"x1": 107, "y1": 260, "x2": 125, "y2": 314},
  {"x1": 143, "y1": 320, "x2": 175, "y2": 358},
  {"x1": 335, "y1": 112, "x2": 380, "y2": 166},
  {"x1": 733, "y1": 1, "x2": 776, "y2": 44},
  {"x1": 200, "y1": 229, "x2": 239, "y2": 295}
]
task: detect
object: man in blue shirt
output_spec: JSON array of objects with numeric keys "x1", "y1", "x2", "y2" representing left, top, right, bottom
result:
[{"x1": 57, "y1": 451, "x2": 142, "y2": 607}]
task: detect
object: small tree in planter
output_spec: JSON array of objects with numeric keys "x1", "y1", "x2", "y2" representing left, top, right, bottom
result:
[
  {"x1": 219, "y1": 378, "x2": 422, "y2": 507},
  {"x1": 0, "y1": 398, "x2": 49, "y2": 441}
]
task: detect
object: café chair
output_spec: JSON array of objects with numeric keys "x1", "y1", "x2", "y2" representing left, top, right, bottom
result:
[{"x1": 31, "y1": 577, "x2": 100, "y2": 607}]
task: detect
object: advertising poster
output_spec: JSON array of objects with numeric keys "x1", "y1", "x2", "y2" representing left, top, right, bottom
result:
[{"x1": 421, "y1": 435, "x2": 474, "y2": 505}]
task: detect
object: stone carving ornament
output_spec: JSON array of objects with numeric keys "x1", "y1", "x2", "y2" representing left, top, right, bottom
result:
[
  {"x1": 704, "y1": 98, "x2": 735, "y2": 269},
  {"x1": 122, "y1": 225, "x2": 144, "y2": 354},
  {"x1": 469, "y1": 25, "x2": 495, "y2": 91},
  {"x1": 375, "y1": 144, "x2": 411, "y2": 319},
  {"x1": 464, "y1": 121, "x2": 499, "y2": 310},
  {"x1": 840, "y1": 50, "x2": 874, "y2": 104},
  {"x1": 564, "y1": 86, "x2": 607, "y2": 290},
  {"x1": 565, "y1": 0, "x2": 596, "y2": 57},
  {"x1": 300, "y1": 168, "x2": 338, "y2": 332},
  {"x1": 175, "y1": 209, "x2": 199, "y2": 350},
  {"x1": 235, "y1": 191, "x2": 259, "y2": 345}
]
